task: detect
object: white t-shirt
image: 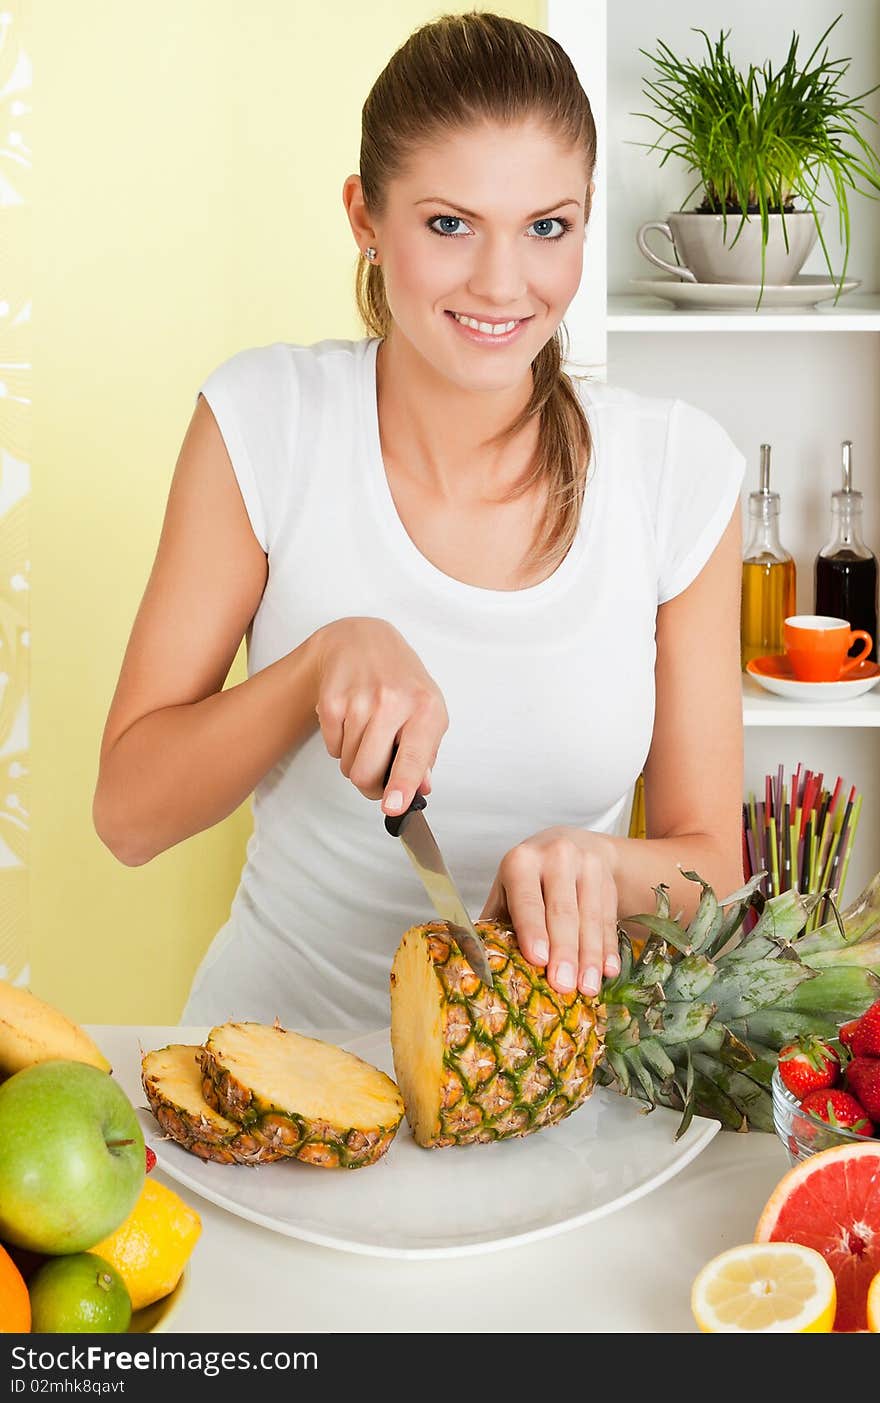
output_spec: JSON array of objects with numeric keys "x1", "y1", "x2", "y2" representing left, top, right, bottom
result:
[{"x1": 180, "y1": 336, "x2": 745, "y2": 1032}]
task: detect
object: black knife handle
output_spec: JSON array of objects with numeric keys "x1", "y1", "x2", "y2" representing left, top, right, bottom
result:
[{"x1": 383, "y1": 743, "x2": 427, "y2": 837}]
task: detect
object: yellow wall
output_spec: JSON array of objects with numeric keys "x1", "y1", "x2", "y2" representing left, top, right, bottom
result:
[
  {"x1": 0, "y1": 2, "x2": 31, "y2": 988},
  {"x1": 31, "y1": 1, "x2": 542, "y2": 1023}
]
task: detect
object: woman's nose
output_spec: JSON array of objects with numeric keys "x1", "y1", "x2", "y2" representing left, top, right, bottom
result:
[{"x1": 466, "y1": 236, "x2": 528, "y2": 308}]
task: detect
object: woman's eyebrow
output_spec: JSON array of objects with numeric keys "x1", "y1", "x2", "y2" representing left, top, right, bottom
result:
[{"x1": 414, "y1": 196, "x2": 581, "y2": 220}]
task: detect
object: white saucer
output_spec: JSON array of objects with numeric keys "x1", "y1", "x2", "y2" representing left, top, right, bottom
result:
[
  {"x1": 746, "y1": 655, "x2": 880, "y2": 702},
  {"x1": 630, "y1": 275, "x2": 861, "y2": 311}
]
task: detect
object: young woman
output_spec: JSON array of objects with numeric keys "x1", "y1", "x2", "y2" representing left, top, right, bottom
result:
[{"x1": 93, "y1": 13, "x2": 745, "y2": 1032}]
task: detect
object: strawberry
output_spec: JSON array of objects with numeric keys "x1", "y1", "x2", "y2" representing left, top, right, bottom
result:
[
  {"x1": 778, "y1": 1036, "x2": 841, "y2": 1099},
  {"x1": 844, "y1": 1057, "x2": 880, "y2": 1122},
  {"x1": 800, "y1": 1087, "x2": 874, "y2": 1136},
  {"x1": 839, "y1": 1018, "x2": 861, "y2": 1048},
  {"x1": 848, "y1": 999, "x2": 880, "y2": 1057},
  {"x1": 145, "y1": 1145, "x2": 157, "y2": 1173}
]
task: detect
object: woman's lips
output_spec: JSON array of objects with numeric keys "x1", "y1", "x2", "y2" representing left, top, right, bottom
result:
[{"x1": 444, "y1": 309, "x2": 532, "y2": 346}]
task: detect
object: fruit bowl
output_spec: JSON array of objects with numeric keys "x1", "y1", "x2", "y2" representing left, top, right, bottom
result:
[
  {"x1": 772, "y1": 1068, "x2": 873, "y2": 1166},
  {"x1": 129, "y1": 1267, "x2": 189, "y2": 1334}
]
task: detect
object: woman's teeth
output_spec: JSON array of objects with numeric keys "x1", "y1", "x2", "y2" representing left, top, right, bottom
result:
[{"x1": 451, "y1": 312, "x2": 520, "y2": 335}]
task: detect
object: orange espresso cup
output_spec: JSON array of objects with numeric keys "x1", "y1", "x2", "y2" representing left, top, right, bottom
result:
[{"x1": 783, "y1": 614, "x2": 873, "y2": 682}]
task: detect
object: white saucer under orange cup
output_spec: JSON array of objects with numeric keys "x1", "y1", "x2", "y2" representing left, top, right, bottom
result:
[{"x1": 745, "y1": 614, "x2": 880, "y2": 703}]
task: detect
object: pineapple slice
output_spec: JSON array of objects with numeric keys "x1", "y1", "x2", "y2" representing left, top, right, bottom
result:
[
  {"x1": 391, "y1": 921, "x2": 604, "y2": 1148},
  {"x1": 200, "y1": 1022, "x2": 404, "y2": 1169},
  {"x1": 141, "y1": 1044, "x2": 286, "y2": 1165},
  {"x1": 389, "y1": 921, "x2": 447, "y2": 1147}
]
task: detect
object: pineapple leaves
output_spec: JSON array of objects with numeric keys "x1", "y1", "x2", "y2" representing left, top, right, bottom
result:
[
  {"x1": 627, "y1": 1050, "x2": 657, "y2": 1104},
  {"x1": 772, "y1": 965, "x2": 880, "y2": 1017},
  {"x1": 692, "y1": 1054, "x2": 774, "y2": 1132},
  {"x1": 692, "y1": 1025, "x2": 755, "y2": 1071},
  {"x1": 653, "y1": 1000, "x2": 716, "y2": 1045},
  {"x1": 728, "y1": 1009, "x2": 842, "y2": 1050},
  {"x1": 682, "y1": 876, "x2": 720, "y2": 952},
  {"x1": 707, "y1": 957, "x2": 816, "y2": 1021},
  {"x1": 638, "y1": 1038, "x2": 677, "y2": 1081},
  {"x1": 692, "y1": 1070, "x2": 749, "y2": 1132},
  {"x1": 618, "y1": 913, "x2": 693, "y2": 953},
  {"x1": 665, "y1": 953, "x2": 717, "y2": 1001},
  {"x1": 614, "y1": 933, "x2": 634, "y2": 984},
  {"x1": 605, "y1": 1049, "x2": 632, "y2": 1095},
  {"x1": 717, "y1": 872, "x2": 770, "y2": 908},
  {"x1": 799, "y1": 926, "x2": 880, "y2": 970},
  {"x1": 651, "y1": 882, "x2": 671, "y2": 920},
  {"x1": 597, "y1": 863, "x2": 880, "y2": 1136},
  {"x1": 673, "y1": 1047, "x2": 695, "y2": 1142},
  {"x1": 752, "y1": 888, "x2": 822, "y2": 940}
]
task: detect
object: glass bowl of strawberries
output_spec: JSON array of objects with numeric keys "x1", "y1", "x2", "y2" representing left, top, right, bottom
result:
[{"x1": 772, "y1": 1000, "x2": 880, "y2": 1166}]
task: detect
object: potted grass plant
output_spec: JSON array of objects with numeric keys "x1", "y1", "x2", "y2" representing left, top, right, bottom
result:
[{"x1": 632, "y1": 15, "x2": 880, "y2": 305}]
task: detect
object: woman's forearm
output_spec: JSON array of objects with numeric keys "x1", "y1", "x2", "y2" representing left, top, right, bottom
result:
[
  {"x1": 600, "y1": 831, "x2": 744, "y2": 939},
  {"x1": 93, "y1": 635, "x2": 321, "y2": 867}
]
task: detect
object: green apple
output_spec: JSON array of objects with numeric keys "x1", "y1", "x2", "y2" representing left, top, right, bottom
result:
[{"x1": 0, "y1": 1059, "x2": 144, "y2": 1253}]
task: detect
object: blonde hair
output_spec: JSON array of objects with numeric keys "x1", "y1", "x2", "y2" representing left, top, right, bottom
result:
[{"x1": 354, "y1": 10, "x2": 597, "y2": 574}]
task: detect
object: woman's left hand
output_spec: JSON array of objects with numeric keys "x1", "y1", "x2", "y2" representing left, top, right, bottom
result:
[{"x1": 479, "y1": 827, "x2": 621, "y2": 998}]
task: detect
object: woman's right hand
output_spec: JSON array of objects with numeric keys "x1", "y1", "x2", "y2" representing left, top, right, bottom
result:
[{"x1": 310, "y1": 618, "x2": 449, "y2": 816}]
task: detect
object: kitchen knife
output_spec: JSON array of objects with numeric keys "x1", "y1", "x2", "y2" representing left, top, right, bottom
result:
[{"x1": 383, "y1": 758, "x2": 494, "y2": 988}]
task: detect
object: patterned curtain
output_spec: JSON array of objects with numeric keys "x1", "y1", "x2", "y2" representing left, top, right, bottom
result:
[{"x1": 0, "y1": 4, "x2": 30, "y2": 982}]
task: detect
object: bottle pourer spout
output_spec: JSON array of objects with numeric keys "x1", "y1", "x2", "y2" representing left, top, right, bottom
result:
[
  {"x1": 842, "y1": 440, "x2": 853, "y2": 493},
  {"x1": 759, "y1": 443, "x2": 771, "y2": 493}
]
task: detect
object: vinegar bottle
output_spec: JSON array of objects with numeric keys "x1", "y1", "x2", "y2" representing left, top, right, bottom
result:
[
  {"x1": 815, "y1": 441, "x2": 878, "y2": 663},
  {"x1": 741, "y1": 444, "x2": 797, "y2": 669}
]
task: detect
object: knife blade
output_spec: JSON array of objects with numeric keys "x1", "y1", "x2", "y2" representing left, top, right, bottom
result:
[{"x1": 383, "y1": 760, "x2": 494, "y2": 987}]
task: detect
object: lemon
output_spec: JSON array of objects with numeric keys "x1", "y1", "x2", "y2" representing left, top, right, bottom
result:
[
  {"x1": 691, "y1": 1242, "x2": 836, "y2": 1333},
  {"x1": 868, "y1": 1271, "x2": 880, "y2": 1332},
  {"x1": 29, "y1": 1253, "x2": 131, "y2": 1334},
  {"x1": 90, "y1": 1178, "x2": 201, "y2": 1311}
]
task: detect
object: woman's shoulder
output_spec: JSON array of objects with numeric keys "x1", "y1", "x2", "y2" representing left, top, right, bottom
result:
[
  {"x1": 573, "y1": 375, "x2": 675, "y2": 427},
  {"x1": 572, "y1": 377, "x2": 678, "y2": 478},
  {"x1": 573, "y1": 377, "x2": 741, "y2": 472},
  {"x1": 199, "y1": 335, "x2": 374, "y2": 393}
]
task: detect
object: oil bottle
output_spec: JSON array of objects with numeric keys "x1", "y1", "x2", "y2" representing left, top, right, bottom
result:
[
  {"x1": 741, "y1": 444, "x2": 797, "y2": 669},
  {"x1": 815, "y1": 441, "x2": 878, "y2": 663}
]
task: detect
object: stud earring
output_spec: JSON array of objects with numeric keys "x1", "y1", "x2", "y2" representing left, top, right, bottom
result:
[{"x1": 364, "y1": 247, "x2": 377, "y2": 261}]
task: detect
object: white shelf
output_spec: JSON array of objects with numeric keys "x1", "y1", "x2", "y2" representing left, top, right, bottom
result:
[
  {"x1": 608, "y1": 293, "x2": 880, "y2": 333},
  {"x1": 742, "y1": 675, "x2": 880, "y2": 727}
]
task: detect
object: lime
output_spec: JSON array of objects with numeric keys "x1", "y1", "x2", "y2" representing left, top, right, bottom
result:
[{"x1": 29, "y1": 1252, "x2": 132, "y2": 1333}]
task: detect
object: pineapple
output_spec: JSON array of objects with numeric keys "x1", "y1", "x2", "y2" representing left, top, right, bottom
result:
[
  {"x1": 391, "y1": 922, "x2": 602, "y2": 1147},
  {"x1": 391, "y1": 869, "x2": 880, "y2": 1145},
  {"x1": 141, "y1": 1044, "x2": 287, "y2": 1165},
  {"x1": 198, "y1": 1022, "x2": 405, "y2": 1169}
]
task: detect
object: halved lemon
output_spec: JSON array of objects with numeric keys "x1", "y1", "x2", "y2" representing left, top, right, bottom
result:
[
  {"x1": 691, "y1": 1242, "x2": 836, "y2": 1333},
  {"x1": 867, "y1": 1272, "x2": 880, "y2": 1332}
]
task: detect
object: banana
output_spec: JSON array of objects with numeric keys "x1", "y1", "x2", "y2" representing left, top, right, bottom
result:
[{"x1": 0, "y1": 979, "x2": 111, "y2": 1076}]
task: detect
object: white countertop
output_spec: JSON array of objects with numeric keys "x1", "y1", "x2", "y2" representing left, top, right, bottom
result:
[{"x1": 93, "y1": 1025, "x2": 792, "y2": 1334}]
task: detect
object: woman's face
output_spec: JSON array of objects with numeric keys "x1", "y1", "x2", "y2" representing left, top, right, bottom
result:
[{"x1": 349, "y1": 119, "x2": 591, "y2": 392}]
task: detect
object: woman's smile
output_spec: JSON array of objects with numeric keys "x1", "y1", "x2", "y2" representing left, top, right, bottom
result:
[{"x1": 444, "y1": 308, "x2": 533, "y2": 346}]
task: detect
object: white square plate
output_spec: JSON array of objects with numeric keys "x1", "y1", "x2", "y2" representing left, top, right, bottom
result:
[{"x1": 105, "y1": 1024, "x2": 719, "y2": 1260}]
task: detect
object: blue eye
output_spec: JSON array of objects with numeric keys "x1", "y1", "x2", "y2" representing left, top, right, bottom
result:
[
  {"x1": 429, "y1": 215, "x2": 469, "y2": 237},
  {"x1": 530, "y1": 217, "x2": 573, "y2": 239},
  {"x1": 426, "y1": 214, "x2": 573, "y2": 240}
]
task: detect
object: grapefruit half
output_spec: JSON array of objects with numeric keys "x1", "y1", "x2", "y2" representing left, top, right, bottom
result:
[{"x1": 755, "y1": 1142, "x2": 880, "y2": 1333}]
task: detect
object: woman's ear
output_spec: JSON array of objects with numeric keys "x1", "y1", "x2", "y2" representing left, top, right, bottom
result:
[{"x1": 342, "y1": 174, "x2": 378, "y2": 254}]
